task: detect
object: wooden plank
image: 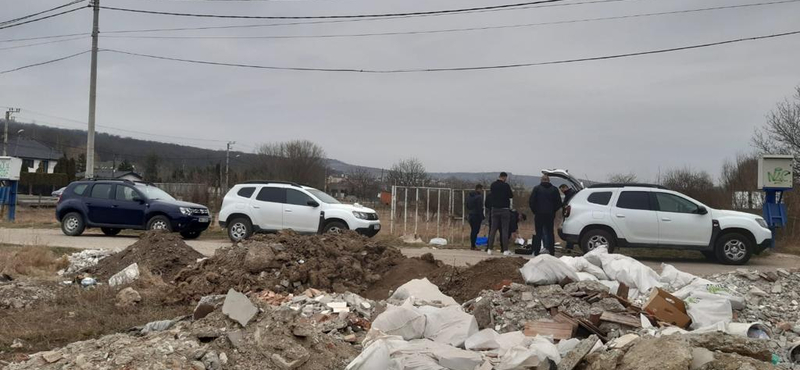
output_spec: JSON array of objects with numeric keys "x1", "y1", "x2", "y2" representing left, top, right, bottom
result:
[
  {"x1": 599, "y1": 312, "x2": 642, "y2": 328},
  {"x1": 576, "y1": 318, "x2": 608, "y2": 342},
  {"x1": 553, "y1": 313, "x2": 580, "y2": 332},
  {"x1": 617, "y1": 283, "x2": 629, "y2": 300},
  {"x1": 524, "y1": 321, "x2": 576, "y2": 340}
]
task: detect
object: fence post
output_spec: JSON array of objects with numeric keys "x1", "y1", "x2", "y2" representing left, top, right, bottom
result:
[
  {"x1": 404, "y1": 187, "x2": 408, "y2": 235},
  {"x1": 437, "y1": 188, "x2": 441, "y2": 238},
  {"x1": 415, "y1": 188, "x2": 419, "y2": 236},
  {"x1": 461, "y1": 190, "x2": 466, "y2": 244},
  {"x1": 390, "y1": 185, "x2": 396, "y2": 235}
]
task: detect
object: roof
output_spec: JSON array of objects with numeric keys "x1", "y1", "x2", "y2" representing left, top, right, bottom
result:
[{"x1": 7, "y1": 138, "x2": 60, "y2": 160}]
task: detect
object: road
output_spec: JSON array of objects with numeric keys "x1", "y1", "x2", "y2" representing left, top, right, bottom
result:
[{"x1": 2, "y1": 228, "x2": 798, "y2": 276}]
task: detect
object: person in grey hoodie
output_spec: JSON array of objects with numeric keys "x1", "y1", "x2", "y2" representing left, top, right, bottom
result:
[{"x1": 529, "y1": 175, "x2": 563, "y2": 256}]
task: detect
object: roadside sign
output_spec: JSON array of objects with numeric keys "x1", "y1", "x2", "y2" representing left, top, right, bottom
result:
[
  {"x1": 758, "y1": 155, "x2": 794, "y2": 190},
  {"x1": 0, "y1": 157, "x2": 22, "y2": 181}
]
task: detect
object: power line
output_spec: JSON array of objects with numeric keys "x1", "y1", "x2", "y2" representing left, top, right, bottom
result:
[
  {"x1": 0, "y1": 7, "x2": 87, "y2": 31},
  {"x1": 100, "y1": 0, "x2": 800, "y2": 41},
  {"x1": 0, "y1": 50, "x2": 90, "y2": 75},
  {"x1": 0, "y1": 36, "x2": 86, "y2": 52},
  {"x1": 100, "y1": 29, "x2": 800, "y2": 73},
  {"x1": 0, "y1": 0, "x2": 85, "y2": 26},
  {"x1": 0, "y1": 33, "x2": 90, "y2": 44},
  {"x1": 98, "y1": 0, "x2": 573, "y2": 20}
]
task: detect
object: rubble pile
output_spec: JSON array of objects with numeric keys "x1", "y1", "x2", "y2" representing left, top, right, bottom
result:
[
  {"x1": 363, "y1": 253, "x2": 457, "y2": 301},
  {"x1": 84, "y1": 231, "x2": 203, "y2": 281},
  {"x1": 0, "y1": 280, "x2": 58, "y2": 309},
  {"x1": 174, "y1": 231, "x2": 405, "y2": 301},
  {"x1": 58, "y1": 249, "x2": 114, "y2": 276}
]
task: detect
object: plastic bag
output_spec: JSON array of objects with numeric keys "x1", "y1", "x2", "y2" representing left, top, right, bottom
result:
[
  {"x1": 429, "y1": 238, "x2": 448, "y2": 246},
  {"x1": 576, "y1": 272, "x2": 599, "y2": 282},
  {"x1": 672, "y1": 281, "x2": 744, "y2": 310},
  {"x1": 418, "y1": 305, "x2": 479, "y2": 348},
  {"x1": 345, "y1": 336, "x2": 407, "y2": 370},
  {"x1": 465, "y1": 329, "x2": 525, "y2": 353},
  {"x1": 600, "y1": 256, "x2": 662, "y2": 293},
  {"x1": 684, "y1": 291, "x2": 733, "y2": 329},
  {"x1": 659, "y1": 264, "x2": 700, "y2": 291},
  {"x1": 560, "y1": 256, "x2": 609, "y2": 280},
  {"x1": 371, "y1": 301, "x2": 427, "y2": 340},
  {"x1": 390, "y1": 278, "x2": 458, "y2": 307},
  {"x1": 519, "y1": 255, "x2": 579, "y2": 285}
]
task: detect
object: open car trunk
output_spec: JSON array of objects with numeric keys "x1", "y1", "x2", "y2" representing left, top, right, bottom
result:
[{"x1": 541, "y1": 169, "x2": 584, "y2": 191}]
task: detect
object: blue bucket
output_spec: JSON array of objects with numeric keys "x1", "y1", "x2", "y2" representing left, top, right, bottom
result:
[{"x1": 476, "y1": 236, "x2": 488, "y2": 246}]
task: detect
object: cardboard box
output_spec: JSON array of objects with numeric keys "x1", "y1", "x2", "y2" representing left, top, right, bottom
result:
[{"x1": 643, "y1": 288, "x2": 691, "y2": 328}]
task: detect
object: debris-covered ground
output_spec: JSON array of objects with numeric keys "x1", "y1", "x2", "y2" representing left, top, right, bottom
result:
[{"x1": 3, "y1": 231, "x2": 800, "y2": 369}]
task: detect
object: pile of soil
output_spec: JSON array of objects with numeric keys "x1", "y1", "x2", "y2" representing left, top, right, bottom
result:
[
  {"x1": 85, "y1": 231, "x2": 203, "y2": 281},
  {"x1": 173, "y1": 231, "x2": 405, "y2": 301},
  {"x1": 362, "y1": 253, "x2": 458, "y2": 301},
  {"x1": 439, "y1": 257, "x2": 527, "y2": 303}
]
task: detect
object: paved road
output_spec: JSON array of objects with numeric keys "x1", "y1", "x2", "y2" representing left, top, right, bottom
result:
[{"x1": 2, "y1": 228, "x2": 798, "y2": 275}]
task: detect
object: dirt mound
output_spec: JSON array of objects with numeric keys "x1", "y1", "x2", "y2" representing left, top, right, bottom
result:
[
  {"x1": 362, "y1": 253, "x2": 458, "y2": 301},
  {"x1": 85, "y1": 231, "x2": 203, "y2": 281},
  {"x1": 439, "y1": 257, "x2": 527, "y2": 303},
  {"x1": 173, "y1": 230, "x2": 405, "y2": 302}
]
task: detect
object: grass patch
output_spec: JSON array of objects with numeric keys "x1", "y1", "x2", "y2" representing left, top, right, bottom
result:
[{"x1": 0, "y1": 245, "x2": 69, "y2": 278}]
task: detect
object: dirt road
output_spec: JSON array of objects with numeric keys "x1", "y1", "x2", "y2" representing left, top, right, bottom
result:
[{"x1": 2, "y1": 228, "x2": 798, "y2": 275}]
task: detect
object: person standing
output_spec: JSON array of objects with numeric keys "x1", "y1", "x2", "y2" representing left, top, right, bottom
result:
[
  {"x1": 559, "y1": 184, "x2": 578, "y2": 254},
  {"x1": 487, "y1": 172, "x2": 514, "y2": 255},
  {"x1": 529, "y1": 175, "x2": 563, "y2": 256},
  {"x1": 466, "y1": 184, "x2": 485, "y2": 251}
]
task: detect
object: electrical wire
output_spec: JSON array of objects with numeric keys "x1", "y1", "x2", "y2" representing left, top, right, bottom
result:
[
  {"x1": 0, "y1": 0, "x2": 85, "y2": 26},
  {"x1": 0, "y1": 33, "x2": 90, "y2": 44},
  {"x1": 0, "y1": 7, "x2": 87, "y2": 31},
  {"x1": 100, "y1": 0, "x2": 800, "y2": 41},
  {"x1": 0, "y1": 50, "x2": 90, "y2": 75},
  {"x1": 98, "y1": 0, "x2": 573, "y2": 20},
  {"x1": 100, "y1": 29, "x2": 800, "y2": 73},
  {"x1": 0, "y1": 36, "x2": 86, "y2": 52}
]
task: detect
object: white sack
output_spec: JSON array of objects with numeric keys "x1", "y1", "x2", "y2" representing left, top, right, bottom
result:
[
  {"x1": 576, "y1": 272, "x2": 599, "y2": 282},
  {"x1": 519, "y1": 255, "x2": 579, "y2": 285},
  {"x1": 600, "y1": 256, "x2": 662, "y2": 293},
  {"x1": 429, "y1": 238, "x2": 448, "y2": 246},
  {"x1": 560, "y1": 256, "x2": 609, "y2": 280},
  {"x1": 672, "y1": 281, "x2": 744, "y2": 310},
  {"x1": 391, "y1": 278, "x2": 458, "y2": 307},
  {"x1": 419, "y1": 305, "x2": 479, "y2": 348},
  {"x1": 345, "y1": 336, "x2": 406, "y2": 370},
  {"x1": 583, "y1": 246, "x2": 612, "y2": 267},
  {"x1": 371, "y1": 301, "x2": 427, "y2": 340},
  {"x1": 684, "y1": 291, "x2": 733, "y2": 330},
  {"x1": 108, "y1": 263, "x2": 140, "y2": 287},
  {"x1": 393, "y1": 339, "x2": 483, "y2": 370},
  {"x1": 396, "y1": 354, "x2": 446, "y2": 370},
  {"x1": 496, "y1": 346, "x2": 542, "y2": 370},
  {"x1": 465, "y1": 330, "x2": 526, "y2": 353},
  {"x1": 660, "y1": 264, "x2": 701, "y2": 291},
  {"x1": 556, "y1": 338, "x2": 581, "y2": 357},
  {"x1": 597, "y1": 280, "x2": 620, "y2": 294}
]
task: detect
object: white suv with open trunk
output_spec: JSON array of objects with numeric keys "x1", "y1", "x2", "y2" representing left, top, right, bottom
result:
[
  {"x1": 545, "y1": 170, "x2": 772, "y2": 265},
  {"x1": 218, "y1": 181, "x2": 381, "y2": 241}
]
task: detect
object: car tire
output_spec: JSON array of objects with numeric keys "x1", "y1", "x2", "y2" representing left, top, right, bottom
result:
[
  {"x1": 101, "y1": 227, "x2": 122, "y2": 236},
  {"x1": 227, "y1": 218, "x2": 252, "y2": 242},
  {"x1": 715, "y1": 232, "x2": 753, "y2": 265},
  {"x1": 323, "y1": 221, "x2": 348, "y2": 234},
  {"x1": 61, "y1": 212, "x2": 85, "y2": 237},
  {"x1": 579, "y1": 229, "x2": 616, "y2": 254},
  {"x1": 701, "y1": 250, "x2": 717, "y2": 262},
  {"x1": 180, "y1": 230, "x2": 202, "y2": 240},
  {"x1": 146, "y1": 215, "x2": 172, "y2": 232}
]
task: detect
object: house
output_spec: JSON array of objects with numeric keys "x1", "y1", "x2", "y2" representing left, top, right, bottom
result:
[
  {"x1": 76, "y1": 170, "x2": 144, "y2": 181},
  {"x1": 6, "y1": 138, "x2": 60, "y2": 174}
]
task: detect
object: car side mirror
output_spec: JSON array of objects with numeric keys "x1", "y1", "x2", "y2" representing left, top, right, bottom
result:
[
  {"x1": 695, "y1": 206, "x2": 708, "y2": 215},
  {"x1": 132, "y1": 196, "x2": 144, "y2": 203},
  {"x1": 307, "y1": 200, "x2": 320, "y2": 207}
]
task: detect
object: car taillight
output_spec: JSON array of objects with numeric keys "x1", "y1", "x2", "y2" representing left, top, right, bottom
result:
[{"x1": 564, "y1": 205, "x2": 571, "y2": 218}]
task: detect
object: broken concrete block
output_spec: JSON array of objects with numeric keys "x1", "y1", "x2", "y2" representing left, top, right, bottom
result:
[
  {"x1": 108, "y1": 263, "x2": 140, "y2": 287},
  {"x1": 608, "y1": 334, "x2": 639, "y2": 349},
  {"x1": 193, "y1": 295, "x2": 225, "y2": 321},
  {"x1": 748, "y1": 287, "x2": 768, "y2": 297},
  {"x1": 227, "y1": 330, "x2": 245, "y2": 349},
  {"x1": 222, "y1": 289, "x2": 258, "y2": 327},
  {"x1": 115, "y1": 287, "x2": 141, "y2": 308},
  {"x1": 558, "y1": 335, "x2": 599, "y2": 370},
  {"x1": 687, "y1": 333, "x2": 772, "y2": 362},
  {"x1": 696, "y1": 352, "x2": 778, "y2": 369},
  {"x1": 691, "y1": 347, "x2": 715, "y2": 370},
  {"x1": 583, "y1": 349, "x2": 624, "y2": 370},
  {"x1": 271, "y1": 352, "x2": 309, "y2": 370},
  {"x1": 41, "y1": 351, "x2": 62, "y2": 363},
  {"x1": 619, "y1": 335, "x2": 692, "y2": 370}
]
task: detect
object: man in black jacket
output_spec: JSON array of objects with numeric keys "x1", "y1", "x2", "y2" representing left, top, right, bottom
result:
[
  {"x1": 529, "y1": 175, "x2": 563, "y2": 256},
  {"x1": 559, "y1": 184, "x2": 578, "y2": 254},
  {"x1": 466, "y1": 184, "x2": 485, "y2": 250},
  {"x1": 487, "y1": 172, "x2": 514, "y2": 255}
]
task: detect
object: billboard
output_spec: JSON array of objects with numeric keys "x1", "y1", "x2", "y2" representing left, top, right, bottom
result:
[
  {"x1": 0, "y1": 157, "x2": 22, "y2": 181},
  {"x1": 758, "y1": 155, "x2": 794, "y2": 190}
]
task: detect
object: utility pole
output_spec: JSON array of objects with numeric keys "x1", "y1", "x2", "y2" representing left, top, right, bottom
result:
[
  {"x1": 85, "y1": 0, "x2": 100, "y2": 178},
  {"x1": 225, "y1": 141, "x2": 235, "y2": 192},
  {"x1": 3, "y1": 108, "x2": 20, "y2": 156}
]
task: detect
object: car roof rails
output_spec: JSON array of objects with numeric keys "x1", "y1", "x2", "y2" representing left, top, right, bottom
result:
[
  {"x1": 83, "y1": 177, "x2": 135, "y2": 184},
  {"x1": 588, "y1": 183, "x2": 668, "y2": 189},
  {"x1": 241, "y1": 180, "x2": 301, "y2": 187}
]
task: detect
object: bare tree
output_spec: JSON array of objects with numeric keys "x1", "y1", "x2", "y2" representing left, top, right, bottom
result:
[
  {"x1": 753, "y1": 85, "x2": 800, "y2": 173},
  {"x1": 387, "y1": 158, "x2": 429, "y2": 187},
  {"x1": 662, "y1": 167, "x2": 723, "y2": 207},
  {"x1": 347, "y1": 167, "x2": 379, "y2": 200},
  {"x1": 257, "y1": 140, "x2": 327, "y2": 188},
  {"x1": 607, "y1": 172, "x2": 638, "y2": 183}
]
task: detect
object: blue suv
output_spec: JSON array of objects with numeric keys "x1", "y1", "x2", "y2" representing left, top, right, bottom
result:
[{"x1": 56, "y1": 179, "x2": 211, "y2": 239}]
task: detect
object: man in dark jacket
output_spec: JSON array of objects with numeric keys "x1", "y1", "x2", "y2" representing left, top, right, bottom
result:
[
  {"x1": 559, "y1": 184, "x2": 578, "y2": 254},
  {"x1": 466, "y1": 184, "x2": 485, "y2": 250},
  {"x1": 487, "y1": 172, "x2": 514, "y2": 255},
  {"x1": 529, "y1": 175, "x2": 563, "y2": 256}
]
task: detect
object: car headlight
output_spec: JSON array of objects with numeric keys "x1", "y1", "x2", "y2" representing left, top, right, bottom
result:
[
  {"x1": 353, "y1": 211, "x2": 369, "y2": 220},
  {"x1": 756, "y1": 218, "x2": 768, "y2": 229},
  {"x1": 180, "y1": 207, "x2": 192, "y2": 216}
]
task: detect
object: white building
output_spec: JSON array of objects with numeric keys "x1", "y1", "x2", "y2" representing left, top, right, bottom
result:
[{"x1": 7, "y1": 138, "x2": 60, "y2": 174}]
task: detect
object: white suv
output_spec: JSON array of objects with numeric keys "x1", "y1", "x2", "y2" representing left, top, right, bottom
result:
[
  {"x1": 547, "y1": 170, "x2": 772, "y2": 265},
  {"x1": 218, "y1": 181, "x2": 381, "y2": 241}
]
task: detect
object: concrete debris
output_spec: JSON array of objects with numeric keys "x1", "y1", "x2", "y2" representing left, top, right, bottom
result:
[
  {"x1": 107, "y1": 263, "x2": 140, "y2": 287},
  {"x1": 221, "y1": 289, "x2": 258, "y2": 327},
  {"x1": 618, "y1": 335, "x2": 692, "y2": 370},
  {"x1": 194, "y1": 294, "x2": 226, "y2": 321},
  {"x1": 557, "y1": 335, "x2": 599, "y2": 370},
  {"x1": 115, "y1": 287, "x2": 141, "y2": 308},
  {"x1": 59, "y1": 249, "x2": 114, "y2": 276}
]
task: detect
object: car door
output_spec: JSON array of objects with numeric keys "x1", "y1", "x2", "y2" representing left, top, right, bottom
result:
[
  {"x1": 610, "y1": 190, "x2": 659, "y2": 245},
  {"x1": 111, "y1": 184, "x2": 147, "y2": 227},
  {"x1": 283, "y1": 189, "x2": 322, "y2": 233},
  {"x1": 653, "y1": 192, "x2": 713, "y2": 246},
  {"x1": 252, "y1": 186, "x2": 285, "y2": 231},
  {"x1": 86, "y1": 183, "x2": 115, "y2": 224}
]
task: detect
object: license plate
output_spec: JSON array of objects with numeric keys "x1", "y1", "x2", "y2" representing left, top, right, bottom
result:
[
  {"x1": 374, "y1": 224, "x2": 381, "y2": 230},
  {"x1": 199, "y1": 217, "x2": 209, "y2": 223}
]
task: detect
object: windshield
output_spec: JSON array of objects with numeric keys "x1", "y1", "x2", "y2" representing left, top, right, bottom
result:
[
  {"x1": 306, "y1": 188, "x2": 340, "y2": 204},
  {"x1": 135, "y1": 183, "x2": 175, "y2": 201}
]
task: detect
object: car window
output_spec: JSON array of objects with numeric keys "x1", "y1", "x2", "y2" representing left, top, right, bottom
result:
[
  {"x1": 73, "y1": 184, "x2": 88, "y2": 196},
  {"x1": 237, "y1": 187, "x2": 256, "y2": 199},
  {"x1": 90, "y1": 184, "x2": 113, "y2": 199},
  {"x1": 256, "y1": 187, "x2": 285, "y2": 203},
  {"x1": 655, "y1": 193, "x2": 699, "y2": 214},
  {"x1": 286, "y1": 189, "x2": 314, "y2": 206},
  {"x1": 616, "y1": 191, "x2": 651, "y2": 211},
  {"x1": 587, "y1": 192, "x2": 612, "y2": 205},
  {"x1": 115, "y1": 186, "x2": 139, "y2": 202}
]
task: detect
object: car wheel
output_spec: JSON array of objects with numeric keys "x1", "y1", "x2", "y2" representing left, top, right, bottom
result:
[
  {"x1": 227, "y1": 218, "x2": 252, "y2": 242},
  {"x1": 323, "y1": 221, "x2": 348, "y2": 234},
  {"x1": 61, "y1": 212, "x2": 85, "y2": 236},
  {"x1": 580, "y1": 229, "x2": 616, "y2": 254},
  {"x1": 101, "y1": 227, "x2": 121, "y2": 236},
  {"x1": 147, "y1": 216, "x2": 172, "y2": 232},
  {"x1": 701, "y1": 250, "x2": 717, "y2": 262},
  {"x1": 715, "y1": 233, "x2": 752, "y2": 265},
  {"x1": 180, "y1": 230, "x2": 202, "y2": 240}
]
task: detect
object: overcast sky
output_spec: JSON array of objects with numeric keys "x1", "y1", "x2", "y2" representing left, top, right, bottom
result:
[{"x1": 2, "y1": 0, "x2": 799, "y2": 182}]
